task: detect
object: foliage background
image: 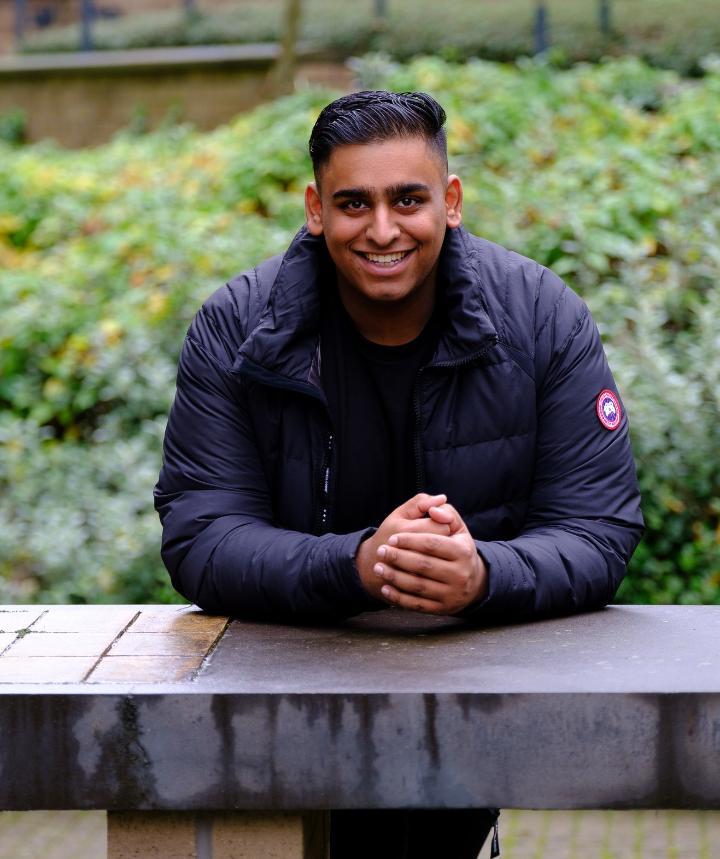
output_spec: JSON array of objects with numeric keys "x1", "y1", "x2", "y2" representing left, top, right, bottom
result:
[{"x1": 1, "y1": 55, "x2": 719, "y2": 605}]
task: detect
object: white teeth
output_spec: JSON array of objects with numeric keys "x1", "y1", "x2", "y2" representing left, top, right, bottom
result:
[{"x1": 364, "y1": 251, "x2": 408, "y2": 264}]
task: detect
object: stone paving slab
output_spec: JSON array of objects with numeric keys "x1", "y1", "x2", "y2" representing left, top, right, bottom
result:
[
  {"x1": 108, "y1": 629, "x2": 220, "y2": 656},
  {"x1": 0, "y1": 632, "x2": 18, "y2": 651},
  {"x1": 9, "y1": 632, "x2": 115, "y2": 657},
  {"x1": 86, "y1": 655, "x2": 204, "y2": 684},
  {"x1": 1, "y1": 810, "x2": 719, "y2": 858},
  {"x1": 30, "y1": 606, "x2": 138, "y2": 635},
  {"x1": 128, "y1": 611, "x2": 226, "y2": 635},
  {"x1": 0, "y1": 655, "x2": 98, "y2": 683},
  {"x1": 0, "y1": 605, "x2": 227, "y2": 684},
  {"x1": 0, "y1": 609, "x2": 44, "y2": 633}
]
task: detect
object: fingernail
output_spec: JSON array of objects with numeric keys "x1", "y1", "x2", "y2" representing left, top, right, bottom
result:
[
  {"x1": 381, "y1": 586, "x2": 391, "y2": 597},
  {"x1": 388, "y1": 535, "x2": 398, "y2": 546},
  {"x1": 373, "y1": 564, "x2": 384, "y2": 576},
  {"x1": 377, "y1": 546, "x2": 386, "y2": 558}
]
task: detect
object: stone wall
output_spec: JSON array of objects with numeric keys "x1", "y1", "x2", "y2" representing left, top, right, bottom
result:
[{"x1": 0, "y1": 46, "x2": 354, "y2": 147}]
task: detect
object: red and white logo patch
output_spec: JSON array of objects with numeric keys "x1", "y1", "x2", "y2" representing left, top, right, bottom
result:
[{"x1": 596, "y1": 389, "x2": 622, "y2": 431}]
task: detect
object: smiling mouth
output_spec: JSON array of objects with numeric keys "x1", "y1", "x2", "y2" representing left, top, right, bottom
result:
[{"x1": 358, "y1": 250, "x2": 414, "y2": 267}]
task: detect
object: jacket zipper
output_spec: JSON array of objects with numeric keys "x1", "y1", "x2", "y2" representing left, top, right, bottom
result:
[
  {"x1": 237, "y1": 358, "x2": 335, "y2": 536},
  {"x1": 319, "y1": 432, "x2": 334, "y2": 533},
  {"x1": 412, "y1": 336, "x2": 499, "y2": 492}
]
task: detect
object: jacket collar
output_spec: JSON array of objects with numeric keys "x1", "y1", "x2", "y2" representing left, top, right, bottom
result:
[
  {"x1": 433, "y1": 224, "x2": 498, "y2": 365},
  {"x1": 236, "y1": 225, "x2": 498, "y2": 385}
]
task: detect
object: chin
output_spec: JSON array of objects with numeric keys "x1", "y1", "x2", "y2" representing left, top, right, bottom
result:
[{"x1": 359, "y1": 283, "x2": 413, "y2": 303}]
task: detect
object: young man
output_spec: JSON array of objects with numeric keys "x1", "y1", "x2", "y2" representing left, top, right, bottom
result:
[{"x1": 155, "y1": 91, "x2": 643, "y2": 857}]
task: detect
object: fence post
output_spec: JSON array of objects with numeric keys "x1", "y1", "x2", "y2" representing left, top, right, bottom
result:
[
  {"x1": 80, "y1": 0, "x2": 95, "y2": 51},
  {"x1": 268, "y1": 0, "x2": 302, "y2": 96},
  {"x1": 14, "y1": 0, "x2": 27, "y2": 50},
  {"x1": 534, "y1": 1, "x2": 549, "y2": 54},
  {"x1": 599, "y1": 0, "x2": 612, "y2": 35}
]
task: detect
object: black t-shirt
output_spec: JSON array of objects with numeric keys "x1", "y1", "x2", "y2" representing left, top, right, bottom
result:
[{"x1": 320, "y1": 293, "x2": 440, "y2": 534}]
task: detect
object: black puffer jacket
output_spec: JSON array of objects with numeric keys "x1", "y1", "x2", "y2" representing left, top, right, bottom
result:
[{"x1": 154, "y1": 226, "x2": 643, "y2": 621}]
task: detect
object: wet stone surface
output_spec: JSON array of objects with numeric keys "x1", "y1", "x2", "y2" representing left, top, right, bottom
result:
[
  {"x1": 0, "y1": 605, "x2": 718, "y2": 810},
  {"x1": 0, "y1": 605, "x2": 227, "y2": 685}
]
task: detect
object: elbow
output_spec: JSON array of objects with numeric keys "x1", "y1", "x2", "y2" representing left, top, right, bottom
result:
[{"x1": 159, "y1": 531, "x2": 214, "y2": 611}]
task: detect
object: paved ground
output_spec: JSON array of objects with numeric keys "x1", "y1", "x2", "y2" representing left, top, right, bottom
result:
[
  {"x1": 484, "y1": 810, "x2": 720, "y2": 858},
  {"x1": 0, "y1": 812, "x2": 105, "y2": 859},
  {"x1": 0, "y1": 810, "x2": 719, "y2": 858}
]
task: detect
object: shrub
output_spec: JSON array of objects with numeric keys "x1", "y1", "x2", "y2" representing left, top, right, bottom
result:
[{"x1": 0, "y1": 109, "x2": 26, "y2": 147}]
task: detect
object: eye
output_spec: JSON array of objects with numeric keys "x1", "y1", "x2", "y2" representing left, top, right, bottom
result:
[
  {"x1": 397, "y1": 196, "x2": 420, "y2": 209},
  {"x1": 341, "y1": 200, "x2": 368, "y2": 211}
]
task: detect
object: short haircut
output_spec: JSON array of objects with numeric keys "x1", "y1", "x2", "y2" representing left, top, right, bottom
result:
[{"x1": 308, "y1": 90, "x2": 448, "y2": 180}]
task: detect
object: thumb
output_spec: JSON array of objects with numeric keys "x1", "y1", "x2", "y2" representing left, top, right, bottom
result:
[
  {"x1": 427, "y1": 502, "x2": 466, "y2": 535},
  {"x1": 398, "y1": 493, "x2": 448, "y2": 519}
]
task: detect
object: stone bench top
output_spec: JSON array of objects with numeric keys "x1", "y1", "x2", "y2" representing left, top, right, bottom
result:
[
  {"x1": 0, "y1": 604, "x2": 717, "y2": 693},
  {"x1": 0, "y1": 605, "x2": 718, "y2": 810}
]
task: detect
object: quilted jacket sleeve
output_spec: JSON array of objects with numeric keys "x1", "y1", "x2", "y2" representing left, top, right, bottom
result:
[
  {"x1": 153, "y1": 277, "x2": 377, "y2": 620},
  {"x1": 466, "y1": 268, "x2": 643, "y2": 621}
]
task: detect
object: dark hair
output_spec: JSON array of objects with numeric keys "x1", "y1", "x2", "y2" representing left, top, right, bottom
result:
[{"x1": 308, "y1": 90, "x2": 448, "y2": 178}]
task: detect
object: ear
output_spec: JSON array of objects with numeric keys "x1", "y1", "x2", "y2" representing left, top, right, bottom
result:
[
  {"x1": 305, "y1": 182, "x2": 324, "y2": 236},
  {"x1": 445, "y1": 174, "x2": 463, "y2": 228}
]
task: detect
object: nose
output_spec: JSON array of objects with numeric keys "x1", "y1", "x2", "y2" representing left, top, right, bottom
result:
[{"x1": 365, "y1": 204, "x2": 401, "y2": 247}]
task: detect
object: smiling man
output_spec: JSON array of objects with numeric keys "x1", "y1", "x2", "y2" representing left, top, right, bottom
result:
[{"x1": 155, "y1": 91, "x2": 643, "y2": 858}]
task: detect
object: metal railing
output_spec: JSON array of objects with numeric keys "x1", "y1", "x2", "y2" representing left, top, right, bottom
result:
[{"x1": 10, "y1": 0, "x2": 615, "y2": 55}]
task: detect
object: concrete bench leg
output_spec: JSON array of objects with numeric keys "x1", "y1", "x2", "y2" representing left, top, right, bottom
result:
[{"x1": 108, "y1": 810, "x2": 330, "y2": 859}]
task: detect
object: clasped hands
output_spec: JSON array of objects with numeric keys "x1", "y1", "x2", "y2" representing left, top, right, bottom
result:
[{"x1": 355, "y1": 494, "x2": 488, "y2": 615}]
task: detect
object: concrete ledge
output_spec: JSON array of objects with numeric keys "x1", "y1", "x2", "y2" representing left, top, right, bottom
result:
[
  {"x1": 2, "y1": 690, "x2": 719, "y2": 810},
  {"x1": 0, "y1": 605, "x2": 718, "y2": 810}
]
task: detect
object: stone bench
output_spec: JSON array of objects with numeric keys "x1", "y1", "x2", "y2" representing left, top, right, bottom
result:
[{"x1": 0, "y1": 604, "x2": 718, "y2": 857}]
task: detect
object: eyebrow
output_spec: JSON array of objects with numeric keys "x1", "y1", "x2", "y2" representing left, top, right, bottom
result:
[{"x1": 331, "y1": 183, "x2": 431, "y2": 200}]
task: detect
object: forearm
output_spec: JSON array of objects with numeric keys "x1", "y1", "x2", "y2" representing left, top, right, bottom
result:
[
  {"x1": 168, "y1": 513, "x2": 380, "y2": 620},
  {"x1": 466, "y1": 516, "x2": 643, "y2": 621}
]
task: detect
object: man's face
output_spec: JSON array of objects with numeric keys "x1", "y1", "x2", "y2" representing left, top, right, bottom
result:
[{"x1": 305, "y1": 136, "x2": 462, "y2": 312}]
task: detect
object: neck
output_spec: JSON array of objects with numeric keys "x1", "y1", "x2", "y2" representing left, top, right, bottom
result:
[{"x1": 336, "y1": 272, "x2": 437, "y2": 346}]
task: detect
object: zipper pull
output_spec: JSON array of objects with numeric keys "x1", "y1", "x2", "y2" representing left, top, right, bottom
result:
[
  {"x1": 320, "y1": 433, "x2": 333, "y2": 528},
  {"x1": 324, "y1": 433, "x2": 334, "y2": 493},
  {"x1": 490, "y1": 814, "x2": 500, "y2": 858}
]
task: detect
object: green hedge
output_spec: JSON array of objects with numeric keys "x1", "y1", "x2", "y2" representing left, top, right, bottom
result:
[
  {"x1": 21, "y1": 0, "x2": 720, "y2": 77},
  {"x1": 1, "y1": 56, "x2": 719, "y2": 605}
]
